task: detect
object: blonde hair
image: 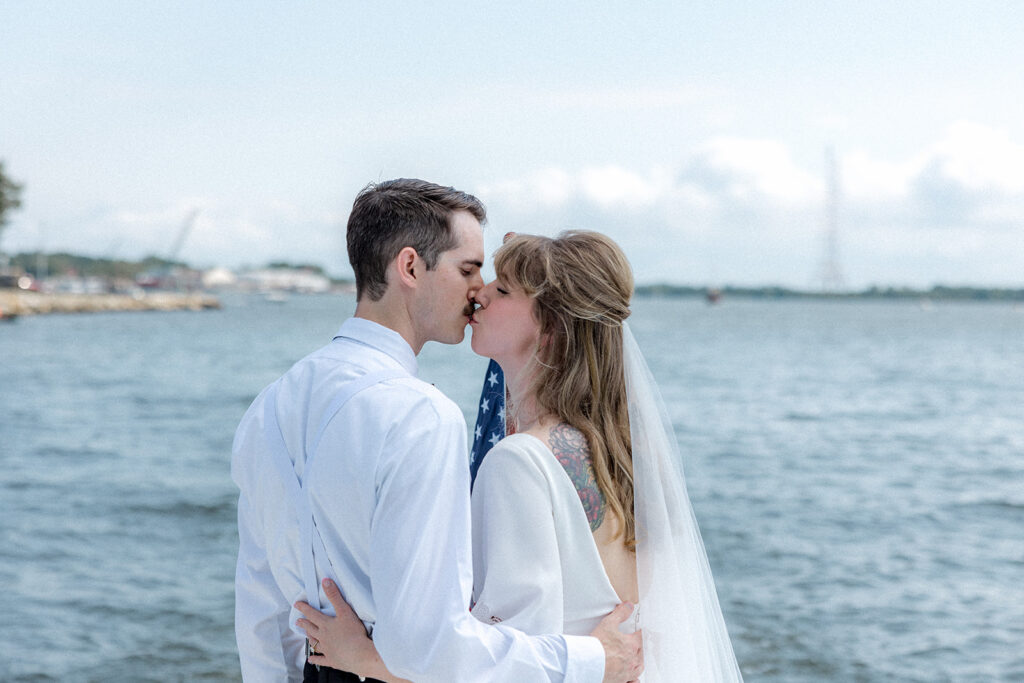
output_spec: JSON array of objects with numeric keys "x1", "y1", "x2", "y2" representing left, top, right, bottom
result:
[{"x1": 494, "y1": 230, "x2": 636, "y2": 549}]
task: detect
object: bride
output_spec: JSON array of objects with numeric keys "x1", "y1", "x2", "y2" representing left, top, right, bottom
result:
[{"x1": 296, "y1": 231, "x2": 743, "y2": 682}]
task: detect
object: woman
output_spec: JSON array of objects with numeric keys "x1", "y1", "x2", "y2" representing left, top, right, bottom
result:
[{"x1": 298, "y1": 231, "x2": 743, "y2": 682}]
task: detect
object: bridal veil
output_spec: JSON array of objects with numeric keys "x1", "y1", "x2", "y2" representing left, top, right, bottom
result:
[{"x1": 624, "y1": 323, "x2": 743, "y2": 682}]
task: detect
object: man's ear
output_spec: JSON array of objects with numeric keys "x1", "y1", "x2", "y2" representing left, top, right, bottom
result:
[{"x1": 393, "y1": 247, "x2": 420, "y2": 289}]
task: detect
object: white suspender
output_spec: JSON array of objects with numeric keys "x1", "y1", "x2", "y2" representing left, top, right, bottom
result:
[{"x1": 262, "y1": 368, "x2": 407, "y2": 611}]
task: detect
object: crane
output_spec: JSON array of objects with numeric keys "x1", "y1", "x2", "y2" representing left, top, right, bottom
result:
[{"x1": 168, "y1": 208, "x2": 200, "y2": 263}]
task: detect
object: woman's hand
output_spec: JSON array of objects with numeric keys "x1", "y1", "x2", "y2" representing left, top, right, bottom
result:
[{"x1": 295, "y1": 578, "x2": 402, "y2": 681}]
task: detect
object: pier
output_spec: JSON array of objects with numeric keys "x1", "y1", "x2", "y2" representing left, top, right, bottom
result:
[{"x1": 0, "y1": 290, "x2": 220, "y2": 317}]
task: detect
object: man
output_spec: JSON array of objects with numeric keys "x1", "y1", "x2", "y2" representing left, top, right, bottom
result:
[{"x1": 232, "y1": 179, "x2": 643, "y2": 682}]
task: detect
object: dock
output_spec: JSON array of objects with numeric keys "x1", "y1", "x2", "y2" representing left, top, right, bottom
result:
[{"x1": 0, "y1": 290, "x2": 220, "y2": 317}]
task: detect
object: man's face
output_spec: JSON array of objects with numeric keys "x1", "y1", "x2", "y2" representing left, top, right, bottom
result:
[{"x1": 413, "y1": 210, "x2": 485, "y2": 347}]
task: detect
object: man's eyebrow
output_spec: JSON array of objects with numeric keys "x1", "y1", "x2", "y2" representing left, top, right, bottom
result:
[{"x1": 462, "y1": 259, "x2": 484, "y2": 269}]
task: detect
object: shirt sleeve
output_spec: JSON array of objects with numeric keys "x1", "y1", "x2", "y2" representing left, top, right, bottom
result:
[
  {"x1": 367, "y1": 395, "x2": 605, "y2": 683},
  {"x1": 232, "y1": 400, "x2": 305, "y2": 683},
  {"x1": 470, "y1": 441, "x2": 564, "y2": 633}
]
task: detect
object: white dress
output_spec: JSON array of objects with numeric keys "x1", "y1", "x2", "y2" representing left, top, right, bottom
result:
[
  {"x1": 470, "y1": 433, "x2": 639, "y2": 637},
  {"x1": 468, "y1": 325, "x2": 744, "y2": 681}
]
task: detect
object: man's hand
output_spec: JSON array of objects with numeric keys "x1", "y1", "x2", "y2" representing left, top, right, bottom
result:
[{"x1": 590, "y1": 602, "x2": 643, "y2": 683}]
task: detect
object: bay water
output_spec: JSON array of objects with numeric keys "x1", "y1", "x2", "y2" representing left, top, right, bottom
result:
[{"x1": 1, "y1": 294, "x2": 1021, "y2": 681}]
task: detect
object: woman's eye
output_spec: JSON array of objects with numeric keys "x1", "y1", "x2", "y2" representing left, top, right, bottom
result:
[{"x1": 496, "y1": 288, "x2": 508, "y2": 295}]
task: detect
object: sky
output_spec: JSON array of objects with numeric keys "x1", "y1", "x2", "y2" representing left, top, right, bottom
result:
[{"x1": 2, "y1": 1, "x2": 1023, "y2": 288}]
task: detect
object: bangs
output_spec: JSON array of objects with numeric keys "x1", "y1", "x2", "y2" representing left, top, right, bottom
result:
[{"x1": 493, "y1": 234, "x2": 552, "y2": 297}]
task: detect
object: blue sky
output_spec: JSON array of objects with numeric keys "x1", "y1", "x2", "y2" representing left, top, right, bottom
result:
[{"x1": 2, "y1": 1, "x2": 1023, "y2": 287}]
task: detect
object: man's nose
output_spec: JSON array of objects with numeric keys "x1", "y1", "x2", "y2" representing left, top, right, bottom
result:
[{"x1": 468, "y1": 274, "x2": 485, "y2": 299}]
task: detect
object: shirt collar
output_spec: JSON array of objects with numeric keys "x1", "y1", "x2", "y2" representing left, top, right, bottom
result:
[{"x1": 333, "y1": 317, "x2": 419, "y2": 376}]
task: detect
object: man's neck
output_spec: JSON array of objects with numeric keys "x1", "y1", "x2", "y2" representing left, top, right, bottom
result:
[{"x1": 353, "y1": 297, "x2": 422, "y2": 355}]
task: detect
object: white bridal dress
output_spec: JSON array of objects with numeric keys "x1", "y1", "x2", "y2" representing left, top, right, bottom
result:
[{"x1": 469, "y1": 324, "x2": 743, "y2": 682}]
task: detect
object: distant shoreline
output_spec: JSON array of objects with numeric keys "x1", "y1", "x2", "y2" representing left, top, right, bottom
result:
[
  {"x1": 0, "y1": 290, "x2": 220, "y2": 317},
  {"x1": 4, "y1": 251, "x2": 1022, "y2": 303},
  {"x1": 635, "y1": 284, "x2": 1024, "y2": 302}
]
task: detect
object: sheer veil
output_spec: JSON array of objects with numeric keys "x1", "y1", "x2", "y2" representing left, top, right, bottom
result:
[{"x1": 624, "y1": 323, "x2": 743, "y2": 682}]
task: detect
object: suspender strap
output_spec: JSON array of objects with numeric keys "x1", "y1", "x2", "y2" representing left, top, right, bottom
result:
[{"x1": 263, "y1": 368, "x2": 407, "y2": 611}]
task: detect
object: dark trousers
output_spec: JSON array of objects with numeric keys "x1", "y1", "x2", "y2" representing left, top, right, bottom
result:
[{"x1": 303, "y1": 660, "x2": 386, "y2": 683}]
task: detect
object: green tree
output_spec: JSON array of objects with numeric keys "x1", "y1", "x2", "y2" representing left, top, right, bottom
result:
[{"x1": 0, "y1": 160, "x2": 24, "y2": 253}]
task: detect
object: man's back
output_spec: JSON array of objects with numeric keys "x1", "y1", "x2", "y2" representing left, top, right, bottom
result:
[{"x1": 232, "y1": 318, "x2": 469, "y2": 681}]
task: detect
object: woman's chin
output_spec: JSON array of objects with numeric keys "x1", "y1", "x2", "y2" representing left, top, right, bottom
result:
[
  {"x1": 469, "y1": 334, "x2": 484, "y2": 357},
  {"x1": 470, "y1": 335, "x2": 496, "y2": 360}
]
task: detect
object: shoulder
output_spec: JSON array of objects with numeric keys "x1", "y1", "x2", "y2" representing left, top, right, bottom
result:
[
  {"x1": 482, "y1": 433, "x2": 547, "y2": 463},
  {"x1": 474, "y1": 434, "x2": 554, "y2": 489},
  {"x1": 545, "y1": 423, "x2": 607, "y2": 531},
  {"x1": 364, "y1": 377, "x2": 465, "y2": 428}
]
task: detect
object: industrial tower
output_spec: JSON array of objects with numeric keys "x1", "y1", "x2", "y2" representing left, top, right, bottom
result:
[{"x1": 817, "y1": 146, "x2": 846, "y2": 291}]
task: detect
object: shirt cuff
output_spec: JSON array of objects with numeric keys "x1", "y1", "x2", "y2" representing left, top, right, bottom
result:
[{"x1": 562, "y1": 634, "x2": 605, "y2": 683}]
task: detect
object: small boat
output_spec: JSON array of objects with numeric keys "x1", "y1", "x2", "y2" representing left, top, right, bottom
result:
[{"x1": 705, "y1": 288, "x2": 723, "y2": 305}]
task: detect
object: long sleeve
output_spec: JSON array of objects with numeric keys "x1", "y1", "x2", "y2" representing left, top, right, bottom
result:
[
  {"x1": 233, "y1": 419, "x2": 306, "y2": 683},
  {"x1": 366, "y1": 398, "x2": 605, "y2": 683},
  {"x1": 470, "y1": 440, "x2": 565, "y2": 634},
  {"x1": 231, "y1": 319, "x2": 605, "y2": 683}
]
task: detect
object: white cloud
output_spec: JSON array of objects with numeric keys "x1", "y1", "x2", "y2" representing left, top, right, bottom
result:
[
  {"x1": 842, "y1": 152, "x2": 916, "y2": 201},
  {"x1": 578, "y1": 166, "x2": 672, "y2": 208},
  {"x1": 10, "y1": 126, "x2": 1024, "y2": 287},
  {"x1": 843, "y1": 121, "x2": 1024, "y2": 206},
  {"x1": 924, "y1": 121, "x2": 1024, "y2": 194},
  {"x1": 694, "y1": 137, "x2": 822, "y2": 204},
  {"x1": 480, "y1": 168, "x2": 575, "y2": 210},
  {"x1": 477, "y1": 128, "x2": 1024, "y2": 286}
]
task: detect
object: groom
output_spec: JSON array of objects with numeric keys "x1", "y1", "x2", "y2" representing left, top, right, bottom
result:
[{"x1": 232, "y1": 178, "x2": 643, "y2": 682}]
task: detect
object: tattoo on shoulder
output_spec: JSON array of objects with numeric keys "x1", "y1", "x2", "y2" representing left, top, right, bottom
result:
[{"x1": 549, "y1": 423, "x2": 607, "y2": 531}]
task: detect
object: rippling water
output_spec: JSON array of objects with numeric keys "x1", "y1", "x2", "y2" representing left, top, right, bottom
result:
[{"x1": 2, "y1": 294, "x2": 1022, "y2": 681}]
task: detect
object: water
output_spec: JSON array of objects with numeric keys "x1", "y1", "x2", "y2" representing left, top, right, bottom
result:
[{"x1": 1, "y1": 295, "x2": 1022, "y2": 681}]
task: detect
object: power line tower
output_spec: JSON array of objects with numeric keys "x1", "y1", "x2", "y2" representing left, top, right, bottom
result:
[{"x1": 816, "y1": 146, "x2": 846, "y2": 291}]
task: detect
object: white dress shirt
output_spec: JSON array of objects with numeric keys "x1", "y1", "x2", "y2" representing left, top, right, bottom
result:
[
  {"x1": 471, "y1": 434, "x2": 637, "y2": 637},
  {"x1": 232, "y1": 318, "x2": 605, "y2": 683}
]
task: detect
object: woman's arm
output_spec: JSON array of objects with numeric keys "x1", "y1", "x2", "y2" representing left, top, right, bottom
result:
[
  {"x1": 294, "y1": 578, "x2": 411, "y2": 683},
  {"x1": 470, "y1": 442, "x2": 565, "y2": 633}
]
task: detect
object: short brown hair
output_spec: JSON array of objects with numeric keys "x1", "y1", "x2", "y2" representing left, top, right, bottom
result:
[{"x1": 346, "y1": 178, "x2": 486, "y2": 301}]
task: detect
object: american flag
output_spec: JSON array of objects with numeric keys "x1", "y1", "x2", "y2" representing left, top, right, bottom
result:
[{"x1": 469, "y1": 359, "x2": 507, "y2": 488}]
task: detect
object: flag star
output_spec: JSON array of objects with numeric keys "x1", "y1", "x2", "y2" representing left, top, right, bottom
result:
[
  {"x1": 480, "y1": 398, "x2": 490, "y2": 413},
  {"x1": 497, "y1": 404, "x2": 505, "y2": 422},
  {"x1": 474, "y1": 424, "x2": 482, "y2": 439},
  {"x1": 487, "y1": 371, "x2": 499, "y2": 387},
  {"x1": 488, "y1": 432, "x2": 501, "y2": 446}
]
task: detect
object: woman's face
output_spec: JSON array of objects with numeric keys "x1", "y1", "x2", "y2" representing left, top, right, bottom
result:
[{"x1": 469, "y1": 276, "x2": 541, "y2": 367}]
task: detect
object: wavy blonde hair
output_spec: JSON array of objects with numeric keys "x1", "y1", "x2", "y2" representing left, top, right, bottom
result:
[{"x1": 494, "y1": 230, "x2": 636, "y2": 549}]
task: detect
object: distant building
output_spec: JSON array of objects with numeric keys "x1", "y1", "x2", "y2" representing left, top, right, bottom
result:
[
  {"x1": 236, "y1": 267, "x2": 331, "y2": 293},
  {"x1": 201, "y1": 267, "x2": 238, "y2": 289}
]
